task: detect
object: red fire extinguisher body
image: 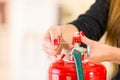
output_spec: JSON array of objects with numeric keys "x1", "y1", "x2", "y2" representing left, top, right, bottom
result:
[
  {"x1": 49, "y1": 32, "x2": 106, "y2": 80},
  {"x1": 49, "y1": 60, "x2": 106, "y2": 80}
]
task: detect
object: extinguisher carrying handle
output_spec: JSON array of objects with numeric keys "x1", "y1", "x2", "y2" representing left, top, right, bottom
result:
[{"x1": 72, "y1": 49, "x2": 84, "y2": 80}]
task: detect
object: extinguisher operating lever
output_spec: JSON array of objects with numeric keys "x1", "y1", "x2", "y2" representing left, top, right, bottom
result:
[{"x1": 72, "y1": 49, "x2": 84, "y2": 80}]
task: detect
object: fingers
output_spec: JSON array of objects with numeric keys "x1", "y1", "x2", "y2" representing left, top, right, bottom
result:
[
  {"x1": 43, "y1": 26, "x2": 61, "y2": 45},
  {"x1": 49, "y1": 26, "x2": 61, "y2": 45},
  {"x1": 42, "y1": 26, "x2": 63, "y2": 56},
  {"x1": 42, "y1": 43, "x2": 62, "y2": 56},
  {"x1": 79, "y1": 31, "x2": 96, "y2": 59},
  {"x1": 80, "y1": 31, "x2": 95, "y2": 45}
]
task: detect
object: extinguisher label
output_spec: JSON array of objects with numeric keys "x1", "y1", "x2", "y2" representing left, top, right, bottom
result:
[
  {"x1": 52, "y1": 75, "x2": 59, "y2": 80},
  {"x1": 51, "y1": 75, "x2": 72, "y2": 80},
  {"x1": 66, "y1": 76, "x2": 71, "y2": 80}
]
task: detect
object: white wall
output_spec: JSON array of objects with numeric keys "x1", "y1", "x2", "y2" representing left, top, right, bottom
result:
[
  {"x1": 8, "y1": 0, "x2": 95, "y2": 80},
  {"x1": 9, "y1": 0, "x2": 59, "y2": 80},
  {"x1": 59, "y1": 0, "x2": 95, "y2": 24}
]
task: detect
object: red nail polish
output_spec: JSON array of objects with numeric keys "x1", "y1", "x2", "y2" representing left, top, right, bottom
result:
[
  {"x1": 80, "y1": 31, "x2": 84, "y2": 36},
  {"x1": 53, "y1": 39, "x2": 58, "y2": 46},
  {"x1": 60, "y1": 54, "x2": 65, "y2": 60}
]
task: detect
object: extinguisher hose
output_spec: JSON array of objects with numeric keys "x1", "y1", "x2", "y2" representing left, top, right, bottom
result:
[{"x1": 72, "y1": 49, "x2": 84, "y2": 80}]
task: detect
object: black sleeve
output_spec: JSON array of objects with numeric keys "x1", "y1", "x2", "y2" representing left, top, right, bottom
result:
[{"x1": 70, "y1": 0, "x2": 110, "y2": 41}]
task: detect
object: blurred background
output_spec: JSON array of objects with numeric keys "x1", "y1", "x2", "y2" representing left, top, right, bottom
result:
[{"x1": 0, "y1": 0, "x2": 95, "y2": 80}]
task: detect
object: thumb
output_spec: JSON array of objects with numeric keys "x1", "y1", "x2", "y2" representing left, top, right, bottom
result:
[
  {"x1": 49, "y1": 26, "x2": 61, "y2": 45},
  {"x1": 80, "y1": 31, "x2": 94, "y2": 45}
]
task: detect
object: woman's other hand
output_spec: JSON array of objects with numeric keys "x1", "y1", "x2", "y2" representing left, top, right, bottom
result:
[{"x1": 80, "y1": 31, "x2": 113, "y2": 62}]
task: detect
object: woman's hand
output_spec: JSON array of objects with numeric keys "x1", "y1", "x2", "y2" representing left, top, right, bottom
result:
[
  {"x1": 80, "y1": 32, "x2": 113, "y2": 62},
  {"x1": 42, "y1": 24, "x2": 79, "y2": 58},
  {"x1": 42, "y1": 26, "x2": 63, "y2": 57}
]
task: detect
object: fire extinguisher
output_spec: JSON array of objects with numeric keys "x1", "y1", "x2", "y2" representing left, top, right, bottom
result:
[{"x1": 48, "y1": 32, "x2": 106, "y2": 80}]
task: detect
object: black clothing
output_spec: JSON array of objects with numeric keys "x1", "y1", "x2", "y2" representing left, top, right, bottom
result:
[
  {"x1": 70, "y1": 0, "x2": 120, "y2": 80},
  {"x1": 70, "y1": 0, "x2": 110, "y2": 41}
]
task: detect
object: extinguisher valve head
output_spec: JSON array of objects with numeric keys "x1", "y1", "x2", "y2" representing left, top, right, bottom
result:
[{"x1": 72, "y1": 47, "x2": 86, "y2": 56}]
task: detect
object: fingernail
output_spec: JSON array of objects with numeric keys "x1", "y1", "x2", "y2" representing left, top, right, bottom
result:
[
  {"x1": 80, "y1": 31, "x2": 84, "y2": 36},
  {"x1": 53, "y1": 39, "x2": 58, "y2": 46},
  {"x1": 60, "y1": 54, "x2": 65, "y2": 60}
]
